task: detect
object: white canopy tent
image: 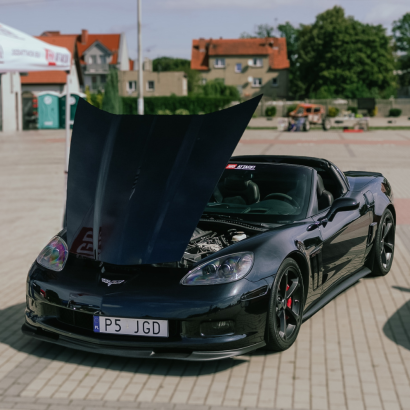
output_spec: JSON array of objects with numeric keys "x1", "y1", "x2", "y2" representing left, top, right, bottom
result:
[{"x1": 0, "y1": 22, "x2": 72, "y2": 173}]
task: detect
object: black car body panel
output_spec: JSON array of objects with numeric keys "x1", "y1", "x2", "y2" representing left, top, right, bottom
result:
[
  {"x1": 24, "y1": 137, "x2": 395, "y2": 359},
  {"x1": 67, "y1": 97, "x2": 261, "y2": 266}
]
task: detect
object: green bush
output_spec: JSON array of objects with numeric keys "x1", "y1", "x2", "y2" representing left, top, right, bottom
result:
[
  {"x1": 327, "y1": 106, "x2": 340, "y2": 117},
  {"x1": 389, "y1": 108, "x2": 402, "y2": 117},
  {"x1": 368, "y1": 107, "x2": 378, "y2": 117},
  {"x1": 156, "y1": 109, "x2": 172, "y2": 115},
  {"x1": 174, "y1": 108, "x2": 190, "y2": 115},
  {"x1": 286, "y1": 104, "x2": 298, "y2": 116},
  {"x1": 85, "y1": 86, "x2": 103, "y2": 109},
  {"x1": 122, "y1": 96, "x2": 234, "y2": 115},
  {"x1": 265, "y1": 106, "x2": 277, "y2": 117},
  {"x1": 196, "y1": 79, "x2": 241, "y2": 100},
  {"x1": 348, "y1": 106, "x2": 358, "y2": 114},
  {"x1": 102, "y1": 69, "x2": 122, "y2": 114}
]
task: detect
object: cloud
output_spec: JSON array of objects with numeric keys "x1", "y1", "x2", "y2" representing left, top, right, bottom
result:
[
  {"x1": 364, "y1": 2, "x2": 409, "y2": 25},
  {"x1": 150, "y1": 0, "x2": 305, "y2": 11}
]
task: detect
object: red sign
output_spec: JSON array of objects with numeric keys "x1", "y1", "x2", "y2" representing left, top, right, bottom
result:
[{"x1": 226, "y1": 164, "x2": 237, "y2": 169}]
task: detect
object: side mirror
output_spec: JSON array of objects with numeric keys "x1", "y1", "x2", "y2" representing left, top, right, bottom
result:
[
  {"x1": 325, "y1": 197, "x2": 359, "y2": 222},
  {"x1": 307, "y1": 197, "x2": 359, "y2": 231}
]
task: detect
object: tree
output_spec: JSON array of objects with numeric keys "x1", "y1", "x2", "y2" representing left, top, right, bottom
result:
[
  {"x1": 102, "y1": 69, "x2": 122, "y2": 114},
  {"x1": 297, "y1": 6, "x2": 396, "y2": 98},
  {"x1": 277, "y1": 22, "x2": 305, "y2": 98},
  {"x1": 393, "y1": 13, "x2": 410, "y2": 52},
  {"x1": 240, "y1": 24, "x2": 275, "y2": 39},
  {"x1": 393, "y1": 13, "x2": 410, "y2": 88},
  {"x1": 152, "y1": 56, "x2": 200, "y2": 93}
]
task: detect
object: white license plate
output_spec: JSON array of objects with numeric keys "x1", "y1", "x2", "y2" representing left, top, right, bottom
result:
[{"x1": 93, "y1": 316, "x2": 168, "y2": 337}]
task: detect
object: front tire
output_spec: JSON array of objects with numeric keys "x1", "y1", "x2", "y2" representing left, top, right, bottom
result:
[
  {"x1": 265, "y1": 258, "x2": 304, "y2": 352},
  {"x1": 372, "y1": 209, "x2": 395, "y2": 276}
]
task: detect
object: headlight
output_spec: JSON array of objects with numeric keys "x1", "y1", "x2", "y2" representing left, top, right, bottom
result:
[
  {"x1": 36, "y1": 236, "x2": 68, "y2": 272},
  {"x1": 181, "y1": 252, "x2": 254, "y2": 285}
]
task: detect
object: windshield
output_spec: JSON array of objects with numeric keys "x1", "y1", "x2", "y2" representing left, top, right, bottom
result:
[
  {"x1": 204, "y1": 163, "x2": 313, "y2": 223},
  {"x1": 296, "y1": 107, "x2": 305, "y2": 115}
]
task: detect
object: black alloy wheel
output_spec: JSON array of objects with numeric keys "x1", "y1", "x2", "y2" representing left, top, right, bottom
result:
[
  {"x1": 372, "y1": 209, "x2": 395, "y2": 276},
  {"x1": 266, "y1": 258, "x2": 304, "y2": 352}
]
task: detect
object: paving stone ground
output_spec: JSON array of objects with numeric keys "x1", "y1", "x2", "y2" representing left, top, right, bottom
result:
[{"x1": 0, "y1": 129, "x2": 409, "y2": 410}]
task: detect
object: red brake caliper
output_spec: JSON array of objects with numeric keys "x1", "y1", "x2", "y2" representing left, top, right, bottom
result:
[{"x1": 286, "y1": 284, "x2": 292, "y2": 308}]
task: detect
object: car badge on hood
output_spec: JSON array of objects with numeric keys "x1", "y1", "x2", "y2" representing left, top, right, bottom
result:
[
  {"x1": 66, "y1": 95, "x2": 262, "y2": 265},
  {"x1": 101, "y1": 278, "x2": 125, "y2": 287}
]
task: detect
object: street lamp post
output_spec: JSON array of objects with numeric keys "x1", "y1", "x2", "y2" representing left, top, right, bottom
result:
[{"x1": 137, "y1": 0, "x2": 144, "y2": 115}]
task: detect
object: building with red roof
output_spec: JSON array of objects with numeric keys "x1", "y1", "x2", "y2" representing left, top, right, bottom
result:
[
  {"x1": 191, "y1": 37, "x2": 290, "y2": 99},
  {"x1": 21, "y1": 29, "x2": 130, "y2": 93}
]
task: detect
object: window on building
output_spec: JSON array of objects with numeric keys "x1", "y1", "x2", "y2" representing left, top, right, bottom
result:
[
  {"x1": 214, "y1": 58, "x2": 225, "y2": 68},
  {"x1": 127, "y1": 81, "x2": 137, "y2": 92},
  {"x1": 252, "y1": 78, "x2": 262, "y2": 87},
  {"x1": 90, "y1": 55, "x2": 97, "y2": 64},
  {"x1": 100, "y1": 55, "x2": 107, "y2": 64},
  {"x1": 147, "y1": 80, "x2": 155, "y2": 91},
  {"x1": 271, "y1": 77, "x2": 278, "y2": 87},
  {"x1": 100, "y1": 75, "x2": 107, "y2": 84},
  {"x1": 235, "y1": 63, "x2": 242, "y2": 73},
  {"x1": 91, "y1": 76, "x2": 98, "y2": 90},
  {"x1": 251, "y1": 58, "x2": 263, "y2": 67}
]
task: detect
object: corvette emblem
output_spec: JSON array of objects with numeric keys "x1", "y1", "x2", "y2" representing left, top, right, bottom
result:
[{"x1": 101, "y1": 278, "x2": 125, "y2": 287}]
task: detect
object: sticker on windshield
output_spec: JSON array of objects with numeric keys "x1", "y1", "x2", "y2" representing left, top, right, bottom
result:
[
  {"x1": 236, "y1": 165, "x2": 255, "y2": 170},
  {"x1": 226, "y1": 164, "x2": 256, "y2": 170}
]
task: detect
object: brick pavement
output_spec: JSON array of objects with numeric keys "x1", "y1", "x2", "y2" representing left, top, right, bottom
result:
[{"x1": 0, "y1": 129, "x2": 409, "y2": 410}]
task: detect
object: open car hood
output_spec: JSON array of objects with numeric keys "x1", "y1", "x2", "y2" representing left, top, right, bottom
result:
[{"x1": 66, "y1": 96, "x2": 261, "y2": 265}]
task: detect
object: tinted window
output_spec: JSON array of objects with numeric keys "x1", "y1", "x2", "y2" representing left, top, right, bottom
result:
[{"x1": 205, "y1": 163, "x2": 313, "y2": 223}]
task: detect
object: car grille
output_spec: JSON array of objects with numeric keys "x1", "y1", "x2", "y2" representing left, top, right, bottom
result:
[{"x1": 58, "y1": 308, "x2": 93, "y2": 330}]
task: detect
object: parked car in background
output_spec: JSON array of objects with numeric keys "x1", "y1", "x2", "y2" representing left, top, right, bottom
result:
[{"x1": 289, "y1": 103, "x2": 331, "y2": 131}]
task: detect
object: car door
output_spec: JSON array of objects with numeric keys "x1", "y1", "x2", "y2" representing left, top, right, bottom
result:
[{"x1": 312, "y1": 193, "x2": 370, "y2": 295}]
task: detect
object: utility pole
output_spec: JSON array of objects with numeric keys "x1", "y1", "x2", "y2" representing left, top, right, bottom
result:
[{"x1": 137, "y1": 0, "x2": 144, "y2": 115}]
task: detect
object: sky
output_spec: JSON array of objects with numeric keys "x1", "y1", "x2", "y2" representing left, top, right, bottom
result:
[{"x1": 1, "y1": 0, "x2": 409, "y2": 60}]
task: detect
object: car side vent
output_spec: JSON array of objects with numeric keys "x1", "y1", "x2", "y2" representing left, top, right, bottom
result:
[{"x1": 310, "y1": 246, "x2": 323, "y2": 289}]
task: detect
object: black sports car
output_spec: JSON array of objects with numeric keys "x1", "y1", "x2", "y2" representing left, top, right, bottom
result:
[{"x1": 22, "y1": 98, "x2": 395, "y2": 360}]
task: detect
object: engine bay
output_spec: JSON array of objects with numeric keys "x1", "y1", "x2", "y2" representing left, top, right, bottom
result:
[{"x1": 153, "y1": 226, "x2": 252, "y2": 269}]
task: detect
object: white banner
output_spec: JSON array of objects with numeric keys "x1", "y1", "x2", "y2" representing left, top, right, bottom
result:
[{"x1": 0, "y1": 23, "x2": 71, "y2": 73}]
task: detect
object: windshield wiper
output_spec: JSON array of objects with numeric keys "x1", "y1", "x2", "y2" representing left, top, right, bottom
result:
[{"x1": 201, "y1": 213, "x2": 273, "y2": 228}]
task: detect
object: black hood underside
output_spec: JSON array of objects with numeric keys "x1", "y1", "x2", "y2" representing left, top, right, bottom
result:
[{"x1": 66, "y1": 96, "x2": 261, "y2": 265}]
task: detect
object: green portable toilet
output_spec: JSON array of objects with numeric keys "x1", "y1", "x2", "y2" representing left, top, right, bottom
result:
[
  {"x1": 59, "y1": 93, "x2": 83, "y2": 129},
  {"x1": 37, "y1": 92, "x2": 60, "y2": 129}
]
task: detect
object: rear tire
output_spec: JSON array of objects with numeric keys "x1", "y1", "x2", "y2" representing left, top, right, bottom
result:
[
  {"x1": 322, "y1": 117, "x2": 331, "y2": 131},
  {"x1": 265, "y1": 259, "x2": 304, "y2": 352},
  {"x1": 303, "y1": 119, "x2": 310, "y2": 132},
  {"x1": 372, "y1": 209, "x2": 395, "y2": 276}
]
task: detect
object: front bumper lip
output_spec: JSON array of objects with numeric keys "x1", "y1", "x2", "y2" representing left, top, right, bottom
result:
[{"x1": 21, "y1": 323, "x2": 265, "y2": 361}]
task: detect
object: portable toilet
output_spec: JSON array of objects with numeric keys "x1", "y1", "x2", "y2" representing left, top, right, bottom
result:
[
  {"x1": 37, "y1": 92, "x2": 60, "y2": 129},
  {"x1": 59, "y1": 92, "x2": 84, "y2": 129}
]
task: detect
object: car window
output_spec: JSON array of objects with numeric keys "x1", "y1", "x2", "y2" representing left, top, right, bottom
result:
[
  {"x1": 296, "y1": 107, "x2": 304, "y2": 114},
  {"x1": 306, "y1": 108, "x2": 312, "y2": 113},
  {"x1": 205, "y1": 163, "x2": 313, "y2": 223},
  {"x1": 314, "y1": 107, "x2": 321, "y2": 113}
]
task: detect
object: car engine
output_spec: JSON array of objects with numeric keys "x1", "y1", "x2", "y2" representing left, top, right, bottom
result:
[{"x1": 153, "y1": 227, "x2": 249, "y2": 269}]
